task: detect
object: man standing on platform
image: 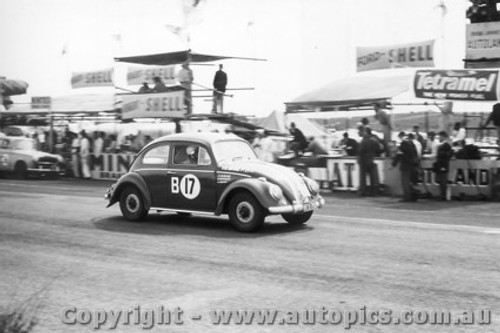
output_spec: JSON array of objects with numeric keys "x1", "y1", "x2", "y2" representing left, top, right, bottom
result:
[
  {"x1": 212, "y1": 64, "x2": 227, "y2": 114},
  {"x1": 178, "y1": 62, "x2": 193, "y2": 114},
  {"x1": 374, "y1": 102, "x2": 392, "y2": 157}
]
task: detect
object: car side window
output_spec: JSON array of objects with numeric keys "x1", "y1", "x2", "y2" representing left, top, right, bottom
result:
[
  {"x1": 142, "y1": 144, "x2": 170, "y2": 165},
  {"x1": 173, "y1": 144, "x2": 212, "y2": 166}
]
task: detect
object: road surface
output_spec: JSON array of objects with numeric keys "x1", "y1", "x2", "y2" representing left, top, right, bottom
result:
[{"x1": 0, "y1": 178, "x2": 499, "y2": 332}]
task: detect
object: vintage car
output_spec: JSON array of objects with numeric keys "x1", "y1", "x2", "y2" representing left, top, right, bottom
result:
[
  {"x1": 0, "y1": 136, "x2": 65, "y2": 179},
  {"x1": 105, "y1": 133, "x2": 324, "y2": 232}
]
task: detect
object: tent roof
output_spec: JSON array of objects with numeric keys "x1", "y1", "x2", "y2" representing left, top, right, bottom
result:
[
  {"x1": 114, "y1": 50, "x2": 265, "y2": 66},
  {"x1": 286, "y1": 68, "x2": 416, "y2": 110}
]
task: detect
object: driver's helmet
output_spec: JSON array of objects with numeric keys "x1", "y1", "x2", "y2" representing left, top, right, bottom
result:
[{"x1": 186, "y1": 145, "x2": 196, "y2": 156}]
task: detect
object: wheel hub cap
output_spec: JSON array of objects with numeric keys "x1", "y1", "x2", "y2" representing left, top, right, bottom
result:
[{"x1": 236, "y1": 202, "x2": 254, "y2": 224}]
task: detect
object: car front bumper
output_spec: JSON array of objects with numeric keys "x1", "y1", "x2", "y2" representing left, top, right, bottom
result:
[{"x1": 268, "y1": 195, "x2": 325, "y2": 214}]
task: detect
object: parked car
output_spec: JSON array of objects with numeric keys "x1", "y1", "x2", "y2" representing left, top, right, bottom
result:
[
  {"x1": 0, "y1": 136, "x2": 65, "y2": 179},
  {"x1": 105, "y1": 133, "x2": 324, "y2": 232}
]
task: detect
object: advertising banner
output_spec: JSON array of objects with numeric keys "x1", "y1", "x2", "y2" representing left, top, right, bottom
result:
[
  {"x1": 413, "y1": 69, "x2": 500, "y2": 101},
  {"x1": 465, "y1": 22, "x2": 500, "y2": 60},
  {"x1": 127, "y1": 65, "x2": 178, "y2": 86},
  {"x1": 71, "y1": 68, "x2": 114, "y2": 89},
  {"x1": 121, "y1": 91, "x2": 185, "y2": 119},
  {"x1": 356, "y1": 40, "x2": 435, "y2": 72}
]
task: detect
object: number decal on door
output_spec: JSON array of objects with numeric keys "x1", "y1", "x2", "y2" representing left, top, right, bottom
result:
[{"x1": 171, "y1": 174, "x2": 201, "y2": 199}]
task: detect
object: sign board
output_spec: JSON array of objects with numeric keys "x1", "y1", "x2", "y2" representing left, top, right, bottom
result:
[
  {"x1": 413, "y1": 69, "x2": 500, "y2": 101},
  {"x1": 356, "y1": 40, "x2": 435, "y2": 72},
  {"x1": 31, "y1": 96, "x2": 51, "y2": 109},
  {"x1": 127, "y1": 65, "x2": 178, "y2": 86},
  {"x1": 465, "y1": 22, "x2": 500, "y2": 60},
  {"x1": 71, "y1": 68, "x2": 114, "y2": 89},
  {"x1": 121, "y1": 91, "x2": 185, "y2": 119}
]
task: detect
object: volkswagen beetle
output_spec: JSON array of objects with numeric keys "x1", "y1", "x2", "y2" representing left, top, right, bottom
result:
[{"x1": 105, "y1": 133, "x2": 324, "y2": 232}]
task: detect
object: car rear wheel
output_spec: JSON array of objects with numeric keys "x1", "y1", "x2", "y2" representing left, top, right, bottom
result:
[
  {"x1": 14, "y1": 161, "x2": 28, "y2": 179},
  {"x1": 282, "y1": 211, "x2": 313, "y2": 225},
  {"x1": 119, "y1": 186, "x2": 148, "y2": 221},
  {"x1": 228, "y1": 192, "x2": 265, "y2": 232}
]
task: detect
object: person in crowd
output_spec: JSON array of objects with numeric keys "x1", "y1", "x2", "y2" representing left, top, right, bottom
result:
[
  {"x1": 138, "y1": 82, "x2": 151, "y2": 93},
  {"x1": 71, "y1": 132, "x2": 81, "y2": 178},
  {"x1": 340, "y1": 132, "x2": 358, "y2": 156},
  {"x1": 79, "y1": 130, "x2": 91, "y2": 179},
  {"x1": 413, "y1": 125, "x2": 426, "y2": 151},
  {"x1": 37, "y1": 128, "x2": 47, "y2": 152},
  {"x1": 392, "y1": 131, "x2": 419, "y2": 202},
  {"x1": 455, "y1": 138, "x2": 482, "y2": 160},
  {"x1": 253, "y1": 129, "x2": 274, "y2": 162},
  {"x1": 424, "y1": 131, "x2": 440, "y2": 158},
  {"x1": 289, "y1": 122, "x2": 308, "y2": 156},
  {"x1": 433, "y1": 131, "x2": 453, "y2": 201},
  {"x1": 93, "y1": 132, "x2": 104, "y2": 156},
  {"x1": 105, "y1": 134, "x2": 117, "y2": 153},
  {"x1": 307, "y1": 136, "x2": 328, "y2": 155},
  {"x1": 144, "y1": 135, "x2": 153, "y2": 146},
  {"x1": 152, "y1": 76, "x2": 168, "y2": 93},
  {"x1": 212, "y1": 64, "x2": 228, "y2": 114},
  {"x1": 178, "y1": 62, "x2": 194, "y2": 114},
  {"x1": 360, "y1": 117, "x2": 370, "y2": 128},
  {"x1": 483, "y1": 102, "x2": 500, "y2": 152},
  {"x1": 452, "y1": 122, "x2": 466, "y2": 146},
  {"x1": 357, "y1": 127, "x2": 380, "y2": 196},
  {"x1": 434, "y1": 101, "x2": 454, "y2": 135},
  {"x1": 408, "y1": 133, "x2": 422, "y2": 160},
  {"x1": 374, "y1": 102, "x2": 392, "y2": 157},
  {"x1": 32, "y1": 132, "x2": 41, "y2": 151}
]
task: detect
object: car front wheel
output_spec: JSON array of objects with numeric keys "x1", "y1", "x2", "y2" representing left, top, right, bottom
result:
[
  {"x1": 119, "y1": 186, "x2": 148, "y2": 221},
  {"x1": 228, "y1": 192, "x2": 265, "y2": 232},
  {"x1": 282, "y1": 211, "x2": 313, "y2": 225}
]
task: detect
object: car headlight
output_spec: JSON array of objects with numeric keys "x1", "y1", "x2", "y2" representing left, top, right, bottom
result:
[
  {"x1": 268, "y1": 183, "x2": 283, "y2": 201},
  {"x1": 305, "y1": 178, "x2": 320, "y2": 196}
]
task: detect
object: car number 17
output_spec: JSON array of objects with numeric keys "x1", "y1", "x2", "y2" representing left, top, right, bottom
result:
[{"x1": 171, "y1": 174, "x2": 201, "y2": 199}]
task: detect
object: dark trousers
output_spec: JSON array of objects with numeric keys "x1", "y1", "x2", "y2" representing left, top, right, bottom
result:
[
  {"x1": 359, "y1": 162, "x2": 379, "y2": 195},
  {"x1": 435, "y1": 171, "x2": 448, "y2": 199},
  {"x1": 400, "y1": 169, "x2": 416, "y2": 200}
]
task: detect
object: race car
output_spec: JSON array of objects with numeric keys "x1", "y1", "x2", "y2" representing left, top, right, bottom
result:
[
  {"x1": 0, "y1": 136, "x2": 65, "y2": 179},
  {"x1": 105, "y1": 132, "x2": 324, "y2": 232}
]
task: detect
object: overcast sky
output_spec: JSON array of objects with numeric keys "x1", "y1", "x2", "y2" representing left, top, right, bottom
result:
[{"x1": 0, "y1": 0, "x2": 469, "y2": 116}]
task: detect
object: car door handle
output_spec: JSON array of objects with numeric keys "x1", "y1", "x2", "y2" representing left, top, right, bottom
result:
[{"x1": 166, "y1": 170, "x2": 177, "y2": 175}]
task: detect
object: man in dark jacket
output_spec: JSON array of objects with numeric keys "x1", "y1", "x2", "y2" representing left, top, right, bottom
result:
[
  {"x1": 212, "y1": 64, "x2": 228, "y2": 113},
  {"x1": 433, "y1": 131, "x2": 453, "y2": 200},
  {"x1": 357, "y1": 128, "x2": 380, "y2": 196},
  {"x1": 289, "y1": 122, "x2": 308, "y2": 156},
  {"x1": 483, "y1": 102, "x2": 500, "y2": 153},
  {"x1": 392, "y1": 131, "x2": 419, "y2": 202}
]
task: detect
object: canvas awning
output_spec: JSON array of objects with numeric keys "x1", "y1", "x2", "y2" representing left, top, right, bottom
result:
[
  {"x1": 114, "y1": 50, "x2": 265, "y2": 66},
  {"x1": 0, "y1": 79, "x2": 29, "y2": 96},
  {"x1": 286, "y1": 68, "x2": 416, "y2": 112}
]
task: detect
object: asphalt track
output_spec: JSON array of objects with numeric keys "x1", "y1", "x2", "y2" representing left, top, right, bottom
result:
[{"x1": 0, "y1": 178, "x2": 499, "y2": 332}]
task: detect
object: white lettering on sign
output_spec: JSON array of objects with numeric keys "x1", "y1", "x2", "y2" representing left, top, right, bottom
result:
[
  {"x1": 415, "y1": 72, "x2": 496, "y2": 92},
  {"x1": 171, "y1": 174, "x2": 200, "y2": 199}
]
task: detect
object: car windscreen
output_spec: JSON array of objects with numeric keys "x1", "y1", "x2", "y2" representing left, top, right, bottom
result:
[
  {"x1": 11, "y1": 139, "x2": 36, "y2": 151},
  {"x1": 212, "y1": 140, "x2": 257, "y2": 164}
]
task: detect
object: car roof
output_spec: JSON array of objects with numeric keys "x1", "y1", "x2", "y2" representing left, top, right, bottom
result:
[{"x1": 150, "y1": 132, "x2": 247, "y2": 146}]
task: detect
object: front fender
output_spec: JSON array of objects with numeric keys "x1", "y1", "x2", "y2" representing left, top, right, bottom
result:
[
  {"x1": 107, "y1": 172, "x2": 152, "y2": 210},
  {"x1": 214, "y1": 178, "x2": 279, "y2": 215}
]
